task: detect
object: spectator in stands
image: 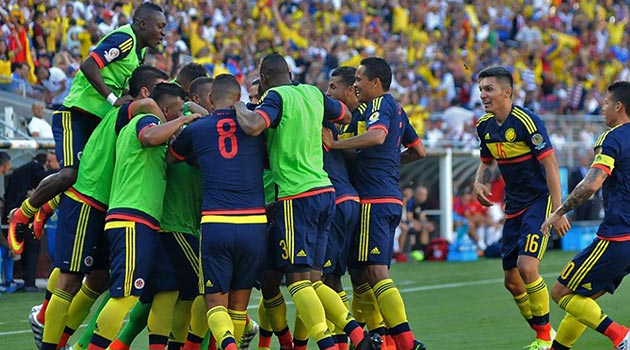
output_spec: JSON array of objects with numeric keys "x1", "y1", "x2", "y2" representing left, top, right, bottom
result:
[
  {"x1": 407, "y1": 185, "x2": 436, "y2": 255},
  {"x1": 0, "y1": 152, "x2": 15, "y2": 294},
  {"x1": 453, "y1": 190, "x2": 489, "y2": 253},
  {"x1": 28, "y1": 101, "x2": 53, "y2": 139},
  {"x1": 0, "y1": 38, "x2": 10, "y2": 81},
  {"x1": 8, "y1": 62, "x2": 35, "y2": 97},
  {"x1": 36, "y1": 63, "x2": 68, "y2": 110}
]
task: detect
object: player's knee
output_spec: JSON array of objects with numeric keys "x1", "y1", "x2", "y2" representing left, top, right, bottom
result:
[
  {"x1": 503, "y1": 278, "x2": 524, "y2": 295},
  {"x1": 516, "y1": 262, "x2": 539, "y2": 281},
  {"x1": 56, "y1": 167, "x2": 78, "y2": 188},
  {"x1": 85, "y1": 270, "x2": 110, "y2": 293},
  {"x1": 56, "y1": 271, "x2": 83, "y2": 295},
  {"x1": 550, "y1": 282, "x2": 569, "y2": 304},
  {"x1": 323, "y1": 275, "x2": 343, "y2": 292},
  {"x1": 366, "y1": 265, "x2": 390, "y2": 285}
]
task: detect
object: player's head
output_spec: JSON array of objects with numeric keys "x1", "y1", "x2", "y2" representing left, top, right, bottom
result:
[
  {"x1": 327, "y1": 66, "x2": 357, "y2": 107},
  {"x1": 478, "y1": 66, "x2": 514, "y2": 116},
  {"x1": 211, "y1": 74, "x2": 241, "y2": 110},
  {"x1": 132, "y1": 2, "x2": 166, "y2": 49},
  {"x1": 603, "y1": 81, "x2": 630, "y2": 127},
  {"x1": 150, "y1": 82, "x2": 185, "y2": 122},
  {"x1": 190, "y1": 77, "x2": 214, "y2": 113},
  {"x1": 355, "y1": 57, "x2": 391, "y2": 103},
  {"x1": 249, "y1": 78, "x2": 261, "y2": 105},
  {"x1": 175, "y1": 63, "x2": 209, "y2": 99},
  {"x1": 0, "y1": 151, "x2": 11, "y2": 175},
  {"x1": 128, "y1": 65, "x2": 169, "y2": 99},
  {"x1": 259, "y1": 53, "x2": 291, "y2": 92}
]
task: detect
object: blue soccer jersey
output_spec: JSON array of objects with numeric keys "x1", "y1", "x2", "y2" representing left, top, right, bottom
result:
[
  {"x1": 323, "y1": 120, "x2": 358, "y2": 202},
  {"x1": 353, "y1": 94, "x2": 420, "y2": 201},
  {"x1": 476, "y1": 105, "x2": 553, "y2": 215},
  {"x1": 170, "y1": 109, "x2": 266, "y2": 213},
  {"x1": 591, "y1": 123, "x2": 630, "y2": 239}
]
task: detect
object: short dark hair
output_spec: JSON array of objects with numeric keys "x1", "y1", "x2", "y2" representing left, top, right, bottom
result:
[
  {"x1": 331, "y1": 66, "x2": 356, "y2": 88},
  {"x1": 150, "y1": 82, "x2": 185, "y2": 104},
  {"x1": 128, "y1": 65, "x2": 169, "y2": 98},
  {"x1": 176, "y1": 63, "x2": 209, "y2": 86},
  {"x1": 359, "y1": 57, "x2": 392, "y2": 91},
  {"x1": 190, "y1": 77, "x2": 214, "y2": 98},
  {"x1": 608, "y1": 81, "x2": 630, "y2": 115},
  {"x1": 133, "y1": 2, "x2": 164, "y2": 23},
  {"x1": 34, "y1": 153, "x2": 47, "y2": 164},
  {"x1": 260, "y1": 53, "x2": 289, "y2": 78},
  {"x1": 0, "y1": 152, "x2": 10, "y2": 166},
  {"x1": 211, "y1": 74, "x2": 240, "y2": 102},
  {"x1": 478, "y1": 66, "x2": 514, "y2": 89}
]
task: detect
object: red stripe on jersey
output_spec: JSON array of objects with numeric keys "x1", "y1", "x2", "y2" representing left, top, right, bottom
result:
[
  {"x1": 68, "y1": 187, "x2": 107, "y2": 212},
  {"x1": 597, "y1": 234, "x2": 630, "y2": 242},
  {"x1": 505, "y1": 207, "x2": 528, "y2": 219},
  {"x1": 169, "y1": 146, "x2": 186, "y2": 161},
  {"x1": 127, "y1": 101, "x2": 135, "y2": 119},
  {"x1": 137, "y1": 124, "x2": 155, "y2": 141},
  {"x1": 497, "y1": 154, "x2": 533, "y2": 165},
  {"x1": 330, "y1": 102, "x2": 348, "y2": 123},
  {"x1": 90, "y1": 52, "x2": 105, "y2": 69},
  {"x1": 255, "y1": 110, "x2": 271, "y2": 128},
  {"x1": 368, "y1": 124, "x2": 389, "y2": 135},
  {"x1": 105, "y1": 214, "x2": 160, "y2": 231},
  {"x1": 359, "y1": 197, "x2": 403, "y2": 206},
  {"x1": 202, "y1": 208, "x2": 266, "y2": 215},
  {"x1": 405, "y1": 138, "x2": 420, "y2": 148},
  {"x1": 480, "y1": 156, "x2": 494, "y2": 164},
  {"x1": 278, "y1": 187, "x2": 335, "y2": 201},
  {"x1": 336, "y1": 195, "x2": 360, "y2": 205},
  {"x1": 536, "y1": 148, "x2": 553, "y2": 160},
  {"x1": 591, "y1": 163, "x2": 612, "y2": 176}
]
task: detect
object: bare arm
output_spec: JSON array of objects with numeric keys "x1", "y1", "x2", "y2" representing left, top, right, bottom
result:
[
  {"x1": 322, "y1": 127, "x2": 386, "y2": 150},
  {"x1": 139, "y1": 113, "x2": 202, "y2": 147},
  {"x1": 80, "y1": 57, "x2": 131, "y2": 106},
  {"x1": 401, "y1": 140, "x2": 426, "y2": 164},
  {"x1": 130, "y1": 98, "x2": 166, "y2": 121},
  {"x1": 472, "y1": 160, "x2": 495, "y2": 206},
  {"x1": 235, "y1": 101, "x2": 267, "y2": 136},
  {"x1": 539, "y1": 151, "x2": 571, "y2": 236}
]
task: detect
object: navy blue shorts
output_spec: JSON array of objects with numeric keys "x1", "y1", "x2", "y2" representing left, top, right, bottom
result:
[
  {"x1": 201, "y1": 220, "x2": 267, "y2": 294},
  {"x1": 502, "y1": 196, "x2": 552, "y2": 270},
  {"x1": 350, "y1": 200, "x2": 402, "y2": 267},
  {"x1": 141, "y1": 232, "x2": 201, "y2": 302},
  {"x1": 557, "y1": 238, "x2": 630, "y2": 297},
  {"x1": 323, "y1": 198, "x2": 360, "y2": 276},
  {"x1": 53, "y1": 192, "x2": 108, "y2": 274},
  {"x1": 52, "y1": 106, "x2": 100, "y2": 169},
  {"x1": 105, "y1": 220, "x2": 158, "y2": 297},
  {"x1": 269, "y1": 190, "x2": 335, "y2": 271}
]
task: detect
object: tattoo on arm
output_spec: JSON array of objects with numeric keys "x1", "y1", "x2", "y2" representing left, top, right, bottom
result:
[
  {"x1": 558, "y1": 168, "x2": 607, "y2": 215},
  {"x1": 482, "y1": 167, "x2": 492, "y2": 183}
]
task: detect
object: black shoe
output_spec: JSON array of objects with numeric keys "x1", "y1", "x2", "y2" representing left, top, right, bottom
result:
[
  {"x1": 412, "y1": 339, "x2": 426, "y2": 350},
  {"x1": 23, "y1": 286, "x2": 41, "y2": 293},
  {"x1": 355, "y1": 332, "x2": 382, "y2": 350}
]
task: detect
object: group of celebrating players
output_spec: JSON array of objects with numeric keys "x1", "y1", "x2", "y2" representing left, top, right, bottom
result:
[{"x1": 9, "y1": 2, "x2": 630, "y2": 350}]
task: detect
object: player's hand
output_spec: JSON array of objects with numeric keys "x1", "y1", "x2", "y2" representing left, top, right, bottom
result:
[
  {"x1": 322, "y1": 127, "x2": 334, "y2": 149},
  {"x1": 113, "y1": 95, "x2": 133, "y2": 107},
  {"x1": 472, "y1": 181, "x2": 493, "y2": 207},
  {"x1": 186, "y1": 101, "x2": 208, "y2": 116},
  {"x1": 541, "y1": 212, "x2": 571, "y2": 237}
]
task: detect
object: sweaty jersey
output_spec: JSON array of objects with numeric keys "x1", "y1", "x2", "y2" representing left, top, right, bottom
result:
[
  {"x1": 255, "y1": 84, "x2": 345, "y2": 198},
  {"x1": 108, "y1": 114, "x2": 166, "y2": 229},
  {"x1": 71, "y1": 102, "x2": 135, "y2": 209},
  {"x1": 323, "y1": 120, "x2": 358, "y2": 202},
  {"x1": 160, "y1": 162, "x2": 203, "y2": 236},
  {"x1": 64, "y1": 25, "x2": 145, "y2": 118},
  {"x1": 353, "y1": 94, "x2": 420, "y2": 202},
  {"x1": 170, "y1": 109, "x2": 266, "y2": 213},
  {"x1": 591, "y1": 123, "x2": 630, "y2": 239},
  {"x1": 476, "y1": 105, "x2": 553, "y2": 215}
]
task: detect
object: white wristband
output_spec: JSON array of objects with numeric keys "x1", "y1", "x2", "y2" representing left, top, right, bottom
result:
[{"x1": 106, "y1": 93, "x2": 118, "y2": 105}]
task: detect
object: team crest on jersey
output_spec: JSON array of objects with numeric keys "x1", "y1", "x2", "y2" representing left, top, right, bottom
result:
[
  {"x1": 84, "y1": 256, "x2": 93, "y2": 267},
  {"x1": 104, "y1": 48, "x2": 120, "y2": 62},
  {"x1": 134, "y1": 278, "x2": 145, "y2": 290},
  {"x1": 504, "y1": 128, "x2": 516, "y2": 142},
  {"x1": 368, "y1": 111, "x2": 380, "y2": 124},
  {"x1": 531, "y1": 133, "x2": 546, "y2": 150}
]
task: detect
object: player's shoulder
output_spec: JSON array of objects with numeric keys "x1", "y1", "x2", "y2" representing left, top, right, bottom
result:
[
  {"x1": 510, "y1": 105, "x2": 544, "y2": 134},
  {"x1": 476, "y1": 112, "x2": 494, "y2": 128},
  {"x1": 595, "y1": 123, "x2": 629, "y2": 148},
  {"x1": 368, "y1": 93, "x2": 397, "y2": 114}
]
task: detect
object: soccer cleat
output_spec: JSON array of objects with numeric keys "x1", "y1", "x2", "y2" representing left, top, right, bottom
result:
[
  {"x1": 412, "y1": 339, "x2": 427, "y2": 350},
  {"x1": 524, "y1": 338, "x2": 552, "y2": 350},
  {"x1": 239, "y1": 319, "x2": 259, "y2": 350},
  {"x1": 29, "y1": 304, "x2": 44, "y2": 349},
  {"x1": 616, "y1": 329, "x2": 630, "y2": 350},
  {"x1": 7, "y1": 208, "x2": 31, "y2": 254},
  {"x1": 33, "y1": 203, "x2": 54, "y2": 240},
  {"x1": 355, "y1": 332, "x2": 383, "y2": 350}
]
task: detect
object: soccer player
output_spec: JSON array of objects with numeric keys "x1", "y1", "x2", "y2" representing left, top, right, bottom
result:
[
  {"x1": 322, "y1": 57, "x2": 426, "y2": 350},
  {"x1": 169, "y1": 74, "x2": 266, "y2": 350},
  {"x1": 541, "y1": 81, "x2": 630, "y2": 350},
  {"x1": 235, "y1": 53, "x2": 380, "y2": 350},
  {"x1": 87, "y1": 83, "x2": 200, "y2": 349},
  {"x1": 171, "y1": 62, "x2": 209, "y2": 99},
  {"x1": 36, "y1": 65, "x2": 170, "y2": 350},
  {"x1": 8, "y1": 2, "x2": 167, "y2": 252},
  {"x1": 472, "y1": 66, "x2": 570, "y2": 350}
]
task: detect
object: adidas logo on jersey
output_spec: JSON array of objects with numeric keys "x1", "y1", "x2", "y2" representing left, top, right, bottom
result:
[
  {"x1": 323, "y1": 260, "x2": 332, "y2": 267},
  {"x1": 581, "y1": 283, "x2": 592, "y2": 291},
  {"x1": 206, "y1": 280, "x2": 214, "y2": 288},
  {"x1": 484, "y1": 133, "x2": 490, "y2": 140},
  {"x1": 370, "y1": 247, "x2": 381, "y2": 255},
  {"x1": 297, "y1": 250, "x2": 307, "y2": 257}
]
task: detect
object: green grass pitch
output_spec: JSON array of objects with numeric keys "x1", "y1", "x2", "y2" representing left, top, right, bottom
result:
[{"x1": 1, "y1": 250, "x2": 628, "y2": 349}]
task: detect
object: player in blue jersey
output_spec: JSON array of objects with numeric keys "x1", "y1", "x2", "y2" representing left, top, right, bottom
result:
[
  {"x1": 169, "y1": 74, "x2": 267, "y2": 350},
  {"x1": 473, "y1": 66, "x2": 570, "y2": 350},
  {"x1": 541, "y1": 81, "x2": 630, "y2": 350},
  {"x1": 323, "y1": 57, "x2": 426, "y2": 350}
]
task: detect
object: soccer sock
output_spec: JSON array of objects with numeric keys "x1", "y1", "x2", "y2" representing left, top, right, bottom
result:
[
  {"x1": 294, "y1": 313, "x2": 310, "y2": 350},
  {"x1": 116, "y1": 300, "x2": 151, "y2": 346},
  {"x1": 513, "y1": 292, "x2": 534, "y2": 326},
  {"x1": 41, "y1": 288, "x2": 73, "y2": 349},
  {"x1": 184, "y1": 296, "x2": 209, "y2": 350},
  {"x1": 351, "y1": 289, "x2": 365, "y2": 327},
  {"x1": 171, "y1": 299, "x2": 193, "y2": 345},
  {"x1": 525, "y1": 277, "x2": 551, "y2": 340},
  {"x1": 288, "y1": 280, "x2": 335, "y2": 350},
  {"x1": 258, "y1": 299, "x2": 273, "y2": 350},
  {"x1": 373, "y1": 279, "x2": 414, "y2": 350},
  {"x1": 207, "y1": 306, "x2": 238, "y2": 350},
  {"x1": 334, "y1": 290, "x2": 350, "y2": 349},
  {"x1": 228, "y1": 309, "x2": 248, "y2": 344},
  {"x1": 21, "y1": 198, "x2": 38, "y2": 218},
  {"x1": 558, "y1": 294, "x2": 628, "y2": 346},
  {"x1": 47, "y1": 195, "x2": 61, "y2": 211},
  {"x1": 73, "y1": 292, "x2": 110, "y2": 349},
  {"x1": 313, "y1": 281, "x2": 365, "y2": 346},
  {"x1": 89, "y1": 295, "x2": 139, "y2": 349},
  {"x1": 38, "y1": 267, "x2": 61, "y2": 324},
  {"x1": 263, "y1": 292, "x2": 293, "y2": 350},
  {"x1": 552, "y1": 313, "x2": 587, "y2": 350},
  {"x1": 338, "y1": 290, "x2": 350, "y2": 312},
  {"x1": 59, "y1": 284, "x2": 101, "y2": 347},
  {"x1": 148, "y1": 291, "x2": 179, "y2": 348},
  {"x1": 355, "y1": 283, "x2": 385, "y2": 331}
]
